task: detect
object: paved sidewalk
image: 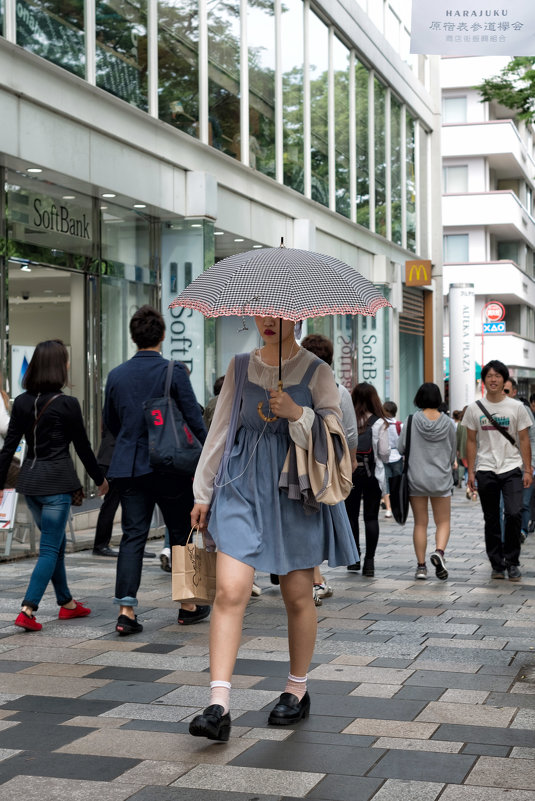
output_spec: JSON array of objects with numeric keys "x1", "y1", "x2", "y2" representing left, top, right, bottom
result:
[{"x1": 0, "y1": 487, "x2": 534, "y2": 800}]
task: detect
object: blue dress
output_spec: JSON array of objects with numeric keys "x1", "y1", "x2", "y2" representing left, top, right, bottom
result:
[{"x1": 208, "y1": 357, "x2": 359, "y2": 574}]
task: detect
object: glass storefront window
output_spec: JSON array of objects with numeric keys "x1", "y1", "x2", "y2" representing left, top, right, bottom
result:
[
  {"x1": 333, "y1": 37, "x2": 350, "y2": 218},
  {"x1": 309, "y1": 12, "x2": 328, "y2": 207},
  {"x1": 16, "y1": 0, "x2": 85, "y2": 78},
  {"x1": 158, "y1": 0, "x2": 199, "y2": 138},
  {"x1": 248, "y1": 0, "x2": 275, "y2": 177},
  {"x1": 282, "y1": 0, "x2": 304, "y2": 193},
  {"x1": 406, "y1": 113, "x2": 416, "y2": 251},
  {"x1": 96, "y1": 0, "x2": 148, "y2": 111},
  {"x1": 208, "y1": 0, "x2": 240, "y2": 156},
  {"x1": 374, "y1": 78, "x2": 387, "y2": 238},
  {"x1": 391, "y1": 96, "x2": 402, "y2": 245},
  {"x1": 355, "y1": 59, "x2": 369, "y2": 228}
]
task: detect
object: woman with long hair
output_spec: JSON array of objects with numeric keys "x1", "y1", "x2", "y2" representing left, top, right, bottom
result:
[
  {"x1": 397, "y1": 382, "x2": 456, "y2": 581},
  {"x1": 0, "y1": 340, "x2": 108, "y2": 631},
  {"x1": 188, "y1": 316, "x2": 357, "y2": 741},
  {"x1": 345, "y1": 382, "x2": 390, "y2": 577}
]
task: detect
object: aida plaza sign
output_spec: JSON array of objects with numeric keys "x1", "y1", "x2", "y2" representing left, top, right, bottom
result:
[{"x1": 410, "y1": 1, "x2": 535, "y2": 55}]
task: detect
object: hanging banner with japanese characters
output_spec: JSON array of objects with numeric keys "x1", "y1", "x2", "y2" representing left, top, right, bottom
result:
[{"x1": 410, "y1": 1, "x2": 535, "y2": 56}]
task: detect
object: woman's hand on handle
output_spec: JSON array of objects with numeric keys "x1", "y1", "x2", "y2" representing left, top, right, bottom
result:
[
  {"x1": 268, "y1": 389, "x2": 302, "y2": 422},
  {"x1": 191, "y1": 502, "x2": 210, "y2": 531}
]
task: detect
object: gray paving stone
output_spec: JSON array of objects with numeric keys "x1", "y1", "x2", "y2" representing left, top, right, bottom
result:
[
  {"x1": 368, "y1": 750, "x2": 476, "y2": 783},
  {"x1": 466, "y1": 756, "x2": 535, "y2": 789},
  {"x1": 230, "y1": 739, "x2": 382, "y2": 775},
  {"x1": 440, "y1": 787, "x2": 535, "y2": 801},
  {"x1": 172, "y1": 764, "x2": 323, "y2": 796},
  {"x1": 0, "y1": 776, "x2": 137, "y2": 801},
  {"x1": 306, "y1": 774, "x2": 383, "y2": 800},
  {"x1": 370, "y1": 779, "x2": 444, "y2": 801},
  {"x1": 462, "y1": 743, "x2": 510, "y2": 757}
]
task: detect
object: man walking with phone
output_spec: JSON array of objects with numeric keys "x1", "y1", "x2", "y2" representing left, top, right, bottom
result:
[{"x1": 462, "y1": 360, "x2": 532, "y2": 581}]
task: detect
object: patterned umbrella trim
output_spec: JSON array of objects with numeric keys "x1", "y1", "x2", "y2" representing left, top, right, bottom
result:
[{"x1": 172, "y1": 296, "x2": 391, "y2": 320}]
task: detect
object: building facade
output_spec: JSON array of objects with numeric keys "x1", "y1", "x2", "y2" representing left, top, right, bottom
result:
[
  {"x1": 442, "y1": 55, "x2": 535, "y2": 402},
  {"x1": 0, "y1": 0, "x2": 443, "y2": 463}
]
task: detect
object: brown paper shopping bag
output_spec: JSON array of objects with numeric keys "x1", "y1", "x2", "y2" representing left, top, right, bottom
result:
[{"x1": 171, "y1": 528, "x2": 217, "y2": 605}]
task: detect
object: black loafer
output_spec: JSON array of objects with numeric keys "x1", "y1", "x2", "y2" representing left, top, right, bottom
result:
[
  {"x1": 93, "y1": 546, "x2": 119, "y2": 557},
  {"x1": 115, "y1": 614, "x2": 143, "y2": 636},
  {"x1": 362, "y1": 558, "x2": 375, "y2": 577},
  {"x1": 189, "y1": 704, "x2": 231, "y2": 741},
  {"x1": 268, "y1": 691, "x2": 310, "y2": 725}
]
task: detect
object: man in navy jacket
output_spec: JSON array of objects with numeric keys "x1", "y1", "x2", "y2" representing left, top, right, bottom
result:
[{"x1": 104, "y1": 305, "x2": 208, "y2": 635}]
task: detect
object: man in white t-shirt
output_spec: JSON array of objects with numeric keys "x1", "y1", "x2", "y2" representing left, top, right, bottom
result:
[{"x1": 463, "y1": 360, "x2": 532, "y2": 581}]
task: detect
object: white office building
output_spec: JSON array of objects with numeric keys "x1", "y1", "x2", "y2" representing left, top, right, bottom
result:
[
  {"x1": 442, "y1": 55, "x2": 535, "y2": 402},
  {"x1": 1, "y1": 0, "x2": 443, "y2": 467}
]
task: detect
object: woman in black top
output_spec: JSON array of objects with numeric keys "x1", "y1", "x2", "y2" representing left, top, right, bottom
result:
[{"x1": 0, "y1": 340, "x2": 108, "y2": 631}]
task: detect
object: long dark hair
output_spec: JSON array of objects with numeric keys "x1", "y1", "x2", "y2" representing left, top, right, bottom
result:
[
  {"x1": 351, "y1": 382, "x2": 386, "y2": 432},
  {"x1": 23, "y1": 340, "x2": 69, "y2": 395}
]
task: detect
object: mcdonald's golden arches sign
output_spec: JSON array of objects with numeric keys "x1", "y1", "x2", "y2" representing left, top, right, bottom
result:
[{"x1": 405, "y1": 260, "x2": 432, "y2": 287}]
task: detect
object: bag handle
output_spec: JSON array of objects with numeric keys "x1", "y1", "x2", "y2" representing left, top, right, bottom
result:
[
  {"x1": 402, "y1": 414, "x2": 413, "y2": 473},
  {"x1": 214, "y1": 353, "x2": 250, "y2": 489},
  {"x1": 476, "y1": 400, "x2": 517, "y2": 447}
]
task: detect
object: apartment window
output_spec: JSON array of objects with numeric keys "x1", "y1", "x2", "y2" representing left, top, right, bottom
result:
[
  {"x1": 497, "y1": 241, "x2": 520, "y2": 264},
  {"x1": 443, "y1": 165, "x2": 468, "y2": 193},
  {"x1": 248, "y1": 0, "x2": 276, "y2": 177},
  {"x1": 444, "y1": 234, "x2": 468, "y2": 262},
  {"x1": 443, "y1": 96, "x2": 467, "y2": 124},
  {"x1": 17, "y1": 0, "x2": 85, "y2": 77},
  {"x1": 158, "y1": 0, "x2": 199, "y2": 139},
  {"x1": 374, "y1": 78, "x2": 387, "y2": 237},
  {"x1": 208, "y1": 0, "x2": 241, "y2": 157},
  {"x1": 309, "y1": 12, "x2": 329, "y2": 207},
  {"x1": 333, "y1": 37, "x2": 351, "y2": 218},
  {"x1": 96, "y1": 1, "x2": 147, "y2": 110},
  {"x1": 526, "y1": 185, "x2": 533, "y2": 215},
  {"x1": 282, "y1": 0, "x2": 304, "y2": 192},
  {"x1": 355, "y1": 59, "x2": 370, "y2": 228}
]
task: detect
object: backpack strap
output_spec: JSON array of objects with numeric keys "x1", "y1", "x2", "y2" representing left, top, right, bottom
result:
[
  {"x1": 402, "y1": 415, "x2": 413, "y2": 472},
  {"x1": 475, "y1": 400, "x2": 517, "y2": 447},
  {"x1": 214, "y1": 353, "x2": 250, "y2": 490}
]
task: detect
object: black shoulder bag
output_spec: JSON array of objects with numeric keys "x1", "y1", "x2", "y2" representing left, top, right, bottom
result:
[
  {"x1": 389, "y1": 414, "x2": 413, "y2": 525},
  {"x1": 143, "y1": 360, "x2": 203, "y2": 475}
]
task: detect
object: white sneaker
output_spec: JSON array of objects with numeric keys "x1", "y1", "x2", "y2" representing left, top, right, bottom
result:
[
  {"x1": 384, "y1": 510, "x2": 392, "y2": 518},
  {"x1": 314, "y1": 582, "x2": 333, "y2": 599},
  {"x1": 159, "y1": 547, "x2": 171, "y2": 573},
  {"x1": 251, "y1": 583, "x2": 262, "y2": 597},
  {"x1": 415, "y1": 564, "x2": 427, "y2": 580},
  {"x1": 313, "y1": 586, "x2": 323, "y2": 606}
]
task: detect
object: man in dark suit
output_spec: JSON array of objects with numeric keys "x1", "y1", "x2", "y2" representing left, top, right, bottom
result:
[{"x1": 104, "y1": 305, "x2": 208, "y2": 635}]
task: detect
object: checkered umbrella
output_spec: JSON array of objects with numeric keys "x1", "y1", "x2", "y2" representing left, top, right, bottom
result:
[{"x1": 169, "y1": 245, "x2": 390, "y2": 322}]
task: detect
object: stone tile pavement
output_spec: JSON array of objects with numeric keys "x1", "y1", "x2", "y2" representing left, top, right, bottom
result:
[{"x1": 0, "y1": 486, "x2": 534, "y2": 800}]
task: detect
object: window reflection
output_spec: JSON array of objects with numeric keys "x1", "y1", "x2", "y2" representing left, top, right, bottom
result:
[
  {"x1": 158, "y1": 0, "x2": 199, "y2": 137},
  {"x1": 406, "y1": 114, "x2": 416, "y2": 250},
  {"x1": 374, "y1": 78, "x2": 386, "y2": 237},
  {"x1": 282, "y1": 0, "x2": 304, "y2": 192},
  {"x1": 16, "y1": 0, "x2": 85, "y2": 77},
  {"x1": 391, "y1": 97, "x2": 402, "y2": 245},
  {"x1": 310, "y1": 13, "x2": 328, "y2": 207},
  {"x1": 208, "y1": 0, "x2": 240, "y2": 156},
  {"x1": 96, "y1": 0, "x2": 148, "y2": 110},
  {"x1": 248, "y1": 0, "x2": 275, "y2": 177},
  {"x1": 333, "y1": 37, "x2": 350, "y2": 218},
  {"x1": 355, "y1": 59, "x2": 369, "y2": 228}
]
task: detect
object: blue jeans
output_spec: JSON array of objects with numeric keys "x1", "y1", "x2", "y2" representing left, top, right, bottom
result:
[{"x1": 23, "y1": 493, "x2": 73, "y2": 611}]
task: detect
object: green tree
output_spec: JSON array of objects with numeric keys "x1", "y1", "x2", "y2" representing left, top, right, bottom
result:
[{"x1": 477, "y1": 57, "x2": 535, "y2": 122}]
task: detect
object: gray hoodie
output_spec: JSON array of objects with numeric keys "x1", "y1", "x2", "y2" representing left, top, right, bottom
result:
[{"x1": 397, "y1": 410, "x2": 457, "y2": 496}]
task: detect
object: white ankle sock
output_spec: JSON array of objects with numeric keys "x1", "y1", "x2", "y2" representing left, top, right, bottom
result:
[
  {"x1": 210, "y1": 680, "x2": 231, "y2": 714},
  {"x1": 284, "y1": 673, "x2": 307, "y2": 701}
]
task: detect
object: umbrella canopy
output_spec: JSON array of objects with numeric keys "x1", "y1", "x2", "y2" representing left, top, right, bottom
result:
[{"x1": 169, "y1": 246, "x2": 390, "y2": 321}]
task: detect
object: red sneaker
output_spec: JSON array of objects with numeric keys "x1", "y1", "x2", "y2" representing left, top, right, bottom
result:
[
  {"x1": 15, "y1": 611, "x2": 42, "y2": 631},
  {"x1": 58, "y1": 600, "x2": 91, "y2": 619}
]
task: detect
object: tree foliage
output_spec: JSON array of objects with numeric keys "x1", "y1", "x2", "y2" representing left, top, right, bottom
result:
[{"x1": 477, "y1": 57, "x2": 535, "y2": 122}]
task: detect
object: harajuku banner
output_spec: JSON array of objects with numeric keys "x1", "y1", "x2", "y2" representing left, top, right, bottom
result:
[{"x1": 410, "y1": 0, "x2": 535, "y2": 56}]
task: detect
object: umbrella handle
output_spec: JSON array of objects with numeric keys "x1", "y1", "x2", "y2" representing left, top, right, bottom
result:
[{"x1": 257, "y1": 381, "x2": 283, "y2": 423}]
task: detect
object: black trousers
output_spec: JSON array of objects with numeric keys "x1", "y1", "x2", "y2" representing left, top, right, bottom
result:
[
  {"x1": 114, "y1": 472, "x2": 193, "y2": 604},
  {"x1": 92, "y1": 475, "x2": 121, "y2": 550},
  {"x1": 344, "y1": 467, "x2": 382, "y2": 561},
  {"x1": 476, "y1": 467, "x2": 522, "y2": 569}
]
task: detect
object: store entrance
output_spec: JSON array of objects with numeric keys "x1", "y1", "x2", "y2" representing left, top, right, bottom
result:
[{"x1": 7, "y1": 259, "x2": 99, "y2": 479}]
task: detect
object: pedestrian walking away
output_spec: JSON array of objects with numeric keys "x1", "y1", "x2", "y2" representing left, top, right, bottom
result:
[
  {"x1": 92, "y1": 423, "x2": 121, "y2": 557},
  {"x1": 104, "y1": 305, "x2": 208, "y2": 636},
  {"x1": 345, "y1": 382, "x2": 390, "y2": 577},
  {"x1": 382, "y1": 400, "x2": 403, "y2": 519},
  {"x1": 0, "y1": 340, "x2": 108, "y2": 631},
  {"x1": 398, "y1": 383, "x2": 456, "y2": 581},
  {"x1": 462, "y1": 360, "x2": 532, "y2": 581},
  {"x1": 188, "y1": 316, "x2": 358, "y2": 741},
  {"x1": 301, "y1": 333, "x2": 358, "y2": 603}
]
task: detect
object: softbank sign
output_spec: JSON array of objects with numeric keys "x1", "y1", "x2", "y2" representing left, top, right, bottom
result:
[{"x1": 32, "y1": 199, "x2": 92, "y2": 241}]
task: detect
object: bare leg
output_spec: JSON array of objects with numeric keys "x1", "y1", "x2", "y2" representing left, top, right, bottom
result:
[
  {"x1": 279, "y1": 568, "x2": 316, "y2": 678},
  {"x1": 430, "y1": 496, "x2": 451, "y2": 552},
  {"x1": 312, "y1": 566, "x2": 323, "y2": 584},
  {"x1": 209, "y1": 552, "x2": 255, "y2": 682},
  {"x1": 410, "y1": 496, "x2": 429, "y2": 564},
  {"x1": 383, "y1": 494, "x2": 391, "y2": 512}
]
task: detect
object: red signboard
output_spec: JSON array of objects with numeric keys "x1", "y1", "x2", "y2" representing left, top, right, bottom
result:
[{"x1": 483, "y1": 301, "x2": 505, "y2": 323}]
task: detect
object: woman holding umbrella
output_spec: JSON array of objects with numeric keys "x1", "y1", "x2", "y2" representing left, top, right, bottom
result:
[{"x1": 189, "y1": 315, "x2": 359, "y2": 740}]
